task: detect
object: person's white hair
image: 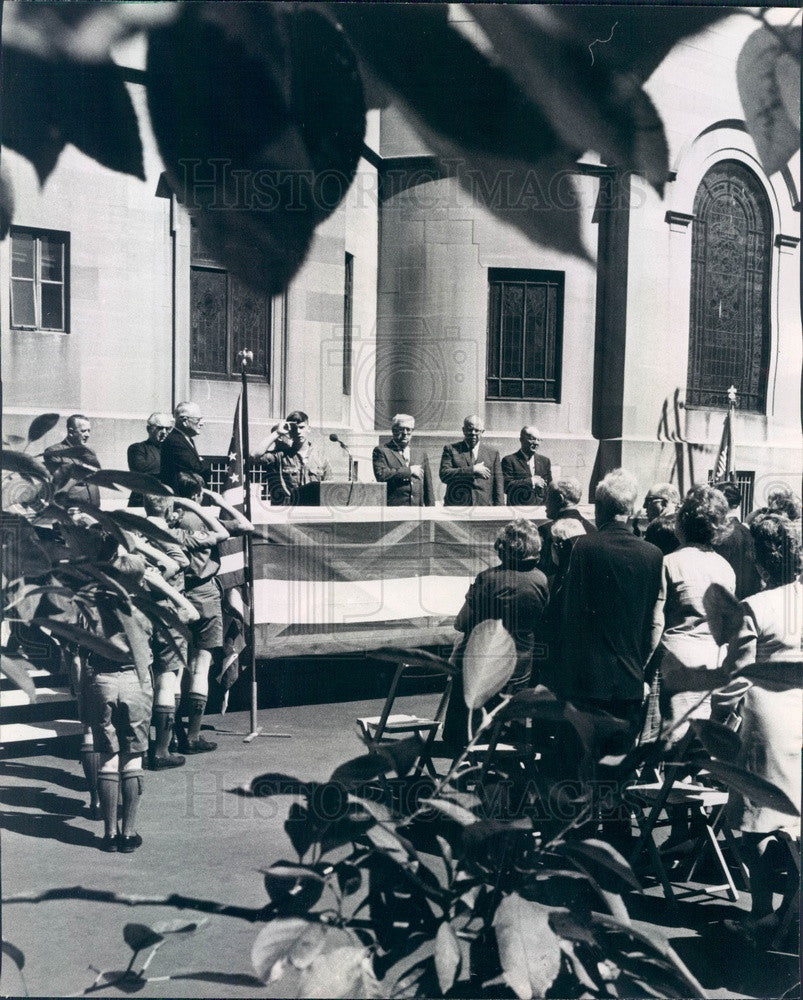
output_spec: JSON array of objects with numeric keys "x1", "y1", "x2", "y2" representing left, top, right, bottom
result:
[
  {"x1": 391, "y1": 413, "x2": 415, "y2": 428},
  {"x1": 551, "y1": 477, "x2": 582, "y2": 506},
  {"x1": 551, "y1": 518, "x2": 586, "y2": 544},
  {"x1": 174, "y1": 401, "x2": 201, "y2": 420},
  {"x1": 595, "y1": 468, "x2": 639, "y2": 518}
]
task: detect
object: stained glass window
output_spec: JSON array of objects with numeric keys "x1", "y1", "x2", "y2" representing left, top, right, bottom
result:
[
  {"x1": 687, "y1": 161, "x2": 772, "y2": 412},
  {"x1": 486, "y1": 269, "x2": 563, "y2": 401}
]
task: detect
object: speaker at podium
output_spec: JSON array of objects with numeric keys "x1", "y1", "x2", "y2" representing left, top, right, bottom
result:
[{"x1": 293, "y1": 481, "x2": 387, "y2": 507}]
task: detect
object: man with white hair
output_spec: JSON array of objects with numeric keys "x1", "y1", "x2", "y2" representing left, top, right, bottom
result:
[
  {"x1": 439, "y1": 414, "x2": 504, "y2": 506},
  {"x1": 372, "y1": 414, "x2": 434, "y2": 507},
  {"x1": 501, "y1": 426, "x2": 552, "y2": 505},
  {"x1": 159, "y1": 401, "x2": 207, "y2": 492},
  {"x1": 560, "y1": 469, "x2": 663, "y2": 736}
]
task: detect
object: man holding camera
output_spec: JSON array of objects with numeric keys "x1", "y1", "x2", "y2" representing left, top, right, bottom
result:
[{"x1": 252, "y1": 410, "x2": 332, "y2": 505}]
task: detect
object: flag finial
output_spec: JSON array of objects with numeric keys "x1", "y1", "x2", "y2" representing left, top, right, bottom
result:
[{"x1": 727, "y1": 385, "x2": 737, "y2": 404}]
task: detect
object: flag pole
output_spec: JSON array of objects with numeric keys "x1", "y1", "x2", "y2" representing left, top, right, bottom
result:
[
  {"x1": 726, "y1": 384, "x2": 737, "y2": 482},
  {"x1": 237, "y1": 349, "x2": 262, "y2": 743}
]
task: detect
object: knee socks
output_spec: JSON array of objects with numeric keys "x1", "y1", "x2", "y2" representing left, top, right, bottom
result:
[
  {"x1": 120, "y1": 772, "x2": 143, "y2": 838},
  {"x1": 79, "y1": 747, "x2": 100, "y2": 812},
  {"x1": 153, "y1": 705, "x2": 175, "y2": 758},
  {"x1": 97, "y1": 773, "x2": 120, "y2": 838},
  {"x1": 186, "y1": 693, "x2": 207, "y2": 742}
]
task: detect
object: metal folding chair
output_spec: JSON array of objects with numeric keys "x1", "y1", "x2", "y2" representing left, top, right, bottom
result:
[{"x1": 357, "y1": 660, "x2": 453, "y2": 778}]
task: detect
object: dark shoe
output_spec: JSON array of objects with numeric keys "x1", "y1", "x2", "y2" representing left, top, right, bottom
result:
[
  {"x1": 89, "y1": 799, "x2": 102, "y2": 821},
  {"x1": 181, "y1": 736, "x2": 218, "y2": 754},
  {"x1": 118, "y1": 833, "x2": 143, "y2": 854},
  {"x1": 100, "y1": 833, "x2": 118, "y2": 853},
  {"x1": 151, "y1": 753, "x2": 186, "y2": 770}
]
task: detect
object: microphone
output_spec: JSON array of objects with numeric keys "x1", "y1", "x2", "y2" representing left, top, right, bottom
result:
[{"x1": 329, "y1": 433, "x2": 354, "y2": 481}]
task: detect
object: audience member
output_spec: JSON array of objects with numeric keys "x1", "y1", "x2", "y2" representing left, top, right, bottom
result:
[
  {"x1": 43, "y1": 414, "x2": 101, "y2": 506},
  {"x1": 160, "y1": 402, "x2": 208, "y2": 492},
  {"x1": 372, "y1": 414, "x2": 435, "y2": 506},
  {"x1": 127, "y1": 412, "x2": 173, "y2": 506},
  {"x1": 442, "y1": 519, "x2": 549, "y2": 748},
  {"x1": 253, "y1": 410, "x2": 332, "y2": 504},
  {"x1": 713, "y1": 482, "x2": 762, "y2": 599},
  {"x1": 765, "y1": 485, "x2": 802, "y2": 522},
  {"x1": 643, "y1": 512, "x2": 681, "y2": 555},
  {"x1": 539, "y1": 518, "x2": 586, "y2": 689},
  {"x1": 439, "y1": 415, "x2": 504, "y2": 506},
  {"x1": 501, "y1": 426, "x2": 552, "y2": 505},
  {"x1": 539, "y1": 478, "x2": 596, "y2": 574}
]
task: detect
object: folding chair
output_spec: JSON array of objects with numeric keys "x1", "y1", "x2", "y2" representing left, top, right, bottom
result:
[
  {"x1": 357, "y1": 660, "x2": 453, "y2": 778},
  {"x1": 627, "y1": 730, "x2": 746, "y2": 908}
]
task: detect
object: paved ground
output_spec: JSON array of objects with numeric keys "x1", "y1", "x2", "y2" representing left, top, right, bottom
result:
[{"x1": 1, "y1": 696, "x2": 799, "y2": 998}]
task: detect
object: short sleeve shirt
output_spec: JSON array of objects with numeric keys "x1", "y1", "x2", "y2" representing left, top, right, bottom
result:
[{"x1": 170, "y1": 510, "x2": 220, "y2": 584}]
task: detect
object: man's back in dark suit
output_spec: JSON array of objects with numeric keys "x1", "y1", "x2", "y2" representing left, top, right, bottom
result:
[
  {"x1": 372, "y1": 440, "x2": 434, "y2": 506},
  {"x1": 439, "y1": 441, "x2": 504, "y2": 506},
  {"x1": 561, "y1": 522, "x2": 663, "y2": 704},
  {"x1": 127, "y1": 439, "x2": 161, "y2": 506},
  {"x1": 713, "y1": 519, "x2": 762, "y2": 599},
  {"x1": 160, "y1": 428, "x2": 205, "y2": 492},
  {"x1": 501, "y1": 449, "x2": 552, "y2": 505}
]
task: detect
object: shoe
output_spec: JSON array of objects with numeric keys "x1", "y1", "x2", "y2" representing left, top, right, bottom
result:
[
  {"x1": 151, "y1": 753, "x2": 186, "y2": 770},
  {"x1": 89, "y1": 799, "x2": 102, "y2": 821},
  {"x1": 118, "y1": 833, "x2": 143, "y2": 854},
  {"x1": 100, "y1": 833, "x2": 118, "y2": 853},
  {"x1": 723, "y1": 913, "x2": 780, "y2": 948},
  {"x1": 180, "y1": 736, "x2": 218, "y2": 754}
]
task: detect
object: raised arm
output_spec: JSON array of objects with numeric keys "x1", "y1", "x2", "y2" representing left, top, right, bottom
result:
[
  {"x1": 203, "y1": 488, "x2": 255, "y2": 534},
  {"x1": 172, "y1": 496, "x2": 229, "y2": 543}
]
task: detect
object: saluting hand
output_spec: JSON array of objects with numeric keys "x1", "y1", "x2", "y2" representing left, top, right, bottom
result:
[{"x1": 473, "y1": 461, "x2": 491, "y2": 479}]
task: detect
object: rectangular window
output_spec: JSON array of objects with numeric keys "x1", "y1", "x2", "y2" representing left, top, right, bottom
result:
[
  {"x1": 343, "y1": 252, "x2": 354, "y2": 396},
  {"x1": 486, "y1": 268, "x2": 563, "y2": 402},
  {"x1": 10, "y1": 228, "x2": 69, "y2": 332},
  {"x1": 189, "y1": 221, "x2": 270, "y2": 379}
]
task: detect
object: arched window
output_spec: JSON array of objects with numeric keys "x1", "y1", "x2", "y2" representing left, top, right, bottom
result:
[{"x1": 687, "y1": 160, "x2": 772, "y2": 412}]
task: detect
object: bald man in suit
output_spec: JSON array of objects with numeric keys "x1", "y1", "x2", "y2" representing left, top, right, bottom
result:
[{"x1": 439, "y1": 415, "x2": 504, "y2": 506}]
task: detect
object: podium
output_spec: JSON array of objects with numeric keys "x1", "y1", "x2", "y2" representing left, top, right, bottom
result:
[{"x1": 293, "y1": 481, "x2": 387, "y2": 507}]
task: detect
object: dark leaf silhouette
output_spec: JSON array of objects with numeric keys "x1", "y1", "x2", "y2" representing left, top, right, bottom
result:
[
  {"x1": 0, "y1": 168, "x2": 14, "y2": 240},
  {"x1": 0, "y1": 654, "x2": 37, "y2": 703},
  {"x1": 31, "y1": 618, "x2": 130, "y2": 662},
  {"x1": 689, "y1": 718, "x2": 742, "y2": 761},
  {"x1": 555, "y1": 838, "x2": 642, "y2": 893},
  {"x1": 703, "y1": 757, "x2": 800, "y2": 816},
  {"x1": 27, "y1": 412, "x2": 61, "y2": 444},
  {"x1": 703, "y1": 582, "x2": 745, "y2": 646},
  {"x1": 2, "y1": 48, "x2": 144, "y2": 183},
  {"x1": 250, "y1": 772, "x2": 311, "y2": 797},
  {"x1": 1, "y1": 450, "x2": 50, "y2": 481},
  {"x1": 1, "y1": 940, "x2": 25, "y2": 971},
  {"x1": 122, "y1": 922, "x2": 164, "y2": 952},
  {"x1": 330, "y1": 737, "x2": 422, "y2": 786},
  {"x1": 109, "y1": 510, "x2": 181, "y2": 548},
  {"x1": 85, "y1": 469, "x2": 172, "y2": 496},
  {"x1": 737, "y1": 25, "x2": 801, "y2": 175},
  {"x1": 57, "y1": 498, "x2": 135, "y2": 551},
  {"x1": 147, "y1": 4, "x2": 365, "y2": 296},
  {"x1": 264, "y1": 861, "x2": 325, "y2": 915}
]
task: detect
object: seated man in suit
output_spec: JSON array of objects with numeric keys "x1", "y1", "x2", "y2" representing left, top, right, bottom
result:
[
  {"x1": 372, "y1": 413, "x2": 434, "y2": 507},
  {"x1": 159, "y1": 402, "x2": 208, "y2": 492},
  {"x1": 501, "y1": 426, "x2": 552, "y2": 505},
  {"x1": 127, "y1": 412, "x2": 173, "y2": 506},
  {"x1": 439, "y1": 415, "x2": 504, "y2": 506}
]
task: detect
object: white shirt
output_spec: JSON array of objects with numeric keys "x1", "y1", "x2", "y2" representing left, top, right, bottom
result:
[{"x1": 528, "y1": 453, "x2": 536, "y2": 485}]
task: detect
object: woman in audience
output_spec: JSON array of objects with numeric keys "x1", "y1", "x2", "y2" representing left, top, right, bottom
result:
[
  {"x1": 718, "y1": 514, "x2": 802, "y2": 944},
  {"x1": 539, "y1": 518, "x2": 585, "y2": 691},
  {"x1": 442, "y1": 519, "x2": 549, "y2": 748},
  {"x1": 656, "y1": 486, "x2": 736, "y2": 739}
]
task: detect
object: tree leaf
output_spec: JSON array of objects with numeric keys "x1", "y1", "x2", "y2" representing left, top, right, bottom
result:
[
  {"x1": 703, "y1": 582, "x2": 746, "y2": 647},
  {"x1": 251, "y1": 918, "x2": 323, "y2": 984},
  {"x1": 31, "y1": 618, "x2": 130, "y2": 662},
  {"x1": 109, "y1": 510, "x2": 181, "y2": 548},
  {"x1": 2, "y1": 48, "x2": 144, "y2": 183},
  {"x1": 330, "y1": 737, "x2": 422, "y2": 786},
  {"x1": 297, "y1": 945, "x2": 377, "y2": 999},
  {"x1": 56, "y1": 498, "x2": 135, "y2": 551},
  {"x1": 0, "y1": 167, "x2": 15, "y2": 241},
  {"x1": 423, "y1": 797, "x2": 477, "y2": 827},
  {"x1": 27, "y1": 413, "x2": 61, "y2": 444},
  {"x1": 689, "y1": 718, "x2": 742, "y2": 762},
  {"x1": 84, "y1": 469, "x2": 173, "y2": 496},
  {"x1": 472, "y1": 6, "x2": 669, "y2": 192},
  {"x1": 250, "y1": 772, "x2": 311, "y2": 797},
  {"x1": 462, "y1": 619, "x2": 517, "y2": 710},
  {"x1": 555, "y1": 838, "x2": 642, "y2": 892},
  {"x1": 122, "y1": 923, "x2": 164, "y2": 952},
  {"x1": 1, "y1": 940, "x2": 25, "y2": 971},
  {"x1": 264, "y1": 862, "x2": 325, "y2": 916},
  {"x1": 737, "y1": 25, "x2": 801, "y2": 175},
  {"x1": 0, "y1": 654, "x2": 37, "y2": 704},
  {"x1": 434, "y1": 921, "x2": 462, "y2": 994},
  {"x1": 151, "y1": 919, "x2": 204, "y2": 935},
  {"x1": 492, "y1": 893, "x2": 562, "y2": 999},
  {"x1": 336, "y1": 861, "x2": 362, "y2": 897},
  {"x1": 2, "y1": 450, "x2": 50, "y2": 481},
  {"x1": 498, "y1": 684, "x2": 569, "y2": 722},
  {"x1": 702, "y1": 757, "x2": 800, "y2": 816},
  {"x1": 285, "y1": 802, "x2": 316, "y2": 858}
]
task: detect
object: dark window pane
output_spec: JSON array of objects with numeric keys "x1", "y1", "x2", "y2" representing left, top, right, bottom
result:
[
  {"x1": 41, "y1": 282, "x2": 64, "y2": 329},
  {"x1": 500, "y1": 283, "x2": 523, "y2": 377},
  {"x1": 524, "y1": 283, "x2": 546, "y2": 378},
  {"x1": 486, "y1": 282, "x2": 501, "y2": 378},
  {"x1": 687, "y1": 161, "x2": 771, "y2": 412},
  {"x1": 40, "y1": 236, "x2": 63, "y2": 281},
  {"x1": 190, "y1": 220, "x2": 222, "y2": 266},
  {"x1": 11, "y1": 233, "x2": 34, "y2": 278},
  {"x1": 11, "y1": 279, "x2": 35, "y2": 326},
  {"x1": 230, "y1": 276, "x2": 269, "y2": 377},
  {"x1": 190, "y1": 268, "x2": 228, "y2": 374}
]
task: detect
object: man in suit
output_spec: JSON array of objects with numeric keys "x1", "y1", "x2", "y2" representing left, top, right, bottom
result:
[
  {"x1": 127, "y1": 412, "x2": 173, "y2": 506},
  {"x1": 560, "y1": 468, "x2": 663, "y2": 729},
  {"x1": 439, "y1": 415, "x2": 504, "y2": 506},
  {"x1": 501, "y1": 426, "x2": 552, "y2": 505},
  {"x1": 712, "y1": 482, "x2": 762, "y2": 599},
  {"x1": 43, "y1": 413, "x2": 101, "y2": 506},
  {"x1": 538, "y1": 477, "x2": 596, "y2": 575},
  {"x1": 160, "y1": 402, "x2": 208, "y2": 492},
  {"x1": 372, "y1": 413, "x2": 435, "y2": 507}
]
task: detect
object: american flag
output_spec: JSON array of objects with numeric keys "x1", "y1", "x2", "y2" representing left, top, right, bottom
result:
[
  {"x1": 216, "y1": 397, "x2": 249, "y2": 698},
  {"x1": 713, "y1": 387, "x2": 736, "y2": 482}
]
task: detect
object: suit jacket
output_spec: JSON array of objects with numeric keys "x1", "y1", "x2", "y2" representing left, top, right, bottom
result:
[
  {"x1": 501, "y1": 449, "x2": 552, "y2": 505},
  {"x1": 372, "y1": 441, "x2": 435, "y2": 506},
  {"x1": 159, "y1": 428, "x2": 207, "y2": 492},
  {"x1": 439, "y1": 441, "x2": 504, "y2": 506},
  {"x1": 42, "y1": 439, "x2": 101, "y2": 506},
  {"x1": 127, "y1": 438, "x2": 161, "y2": 507},
  {"x1": 560, "y1": 522, "x2": 663, "y2": 704},
  {"x1": 713, "y1": 519, "x2": 763, "y2": 600}
]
